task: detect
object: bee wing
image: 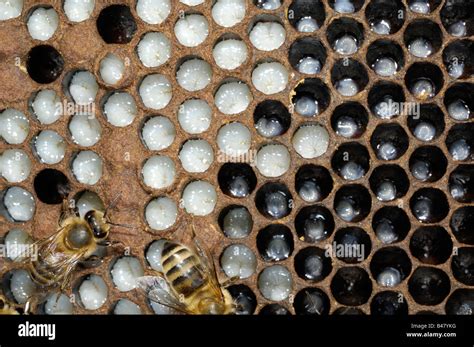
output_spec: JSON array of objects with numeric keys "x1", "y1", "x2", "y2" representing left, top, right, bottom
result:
[{"x1": 136, "y1": 276, "x2": 187, "y2": 314}]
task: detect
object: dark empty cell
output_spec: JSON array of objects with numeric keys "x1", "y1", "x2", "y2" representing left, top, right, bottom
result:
[
  {"x1": 331, "y1": 59, "x2": 368, "y2": 97},
  {"x1": 34, "y1": 169, "x2": 71, "y2": 205},
  {"x1": 333, "y1": 227, "x2": 371, "y2": 264},
  {"x1": 440, "y1": 0, "x2": 474, "y2": 37},
  {"x1": 253, "y1": 100, "x2": 291, "y2": 138},
  {"x1": 372, "y1": 206, "x2": 410, "y2": 245},
  {"x1": 329, "y1": 0, "x2": 365, "y2": 13},
  {"x1": 293, "y1": 287, "x2": 330, "y2": 315},
  {"x1": 257, "y1": 224, "x2": 294, "y2": 262},
  {"x1": 409, "y1": 146, "x2": 447, "y2": 182},
  {"x1": 370, "y1": 123, "x2": 409, "y2": 161},
  {"x1": 331, "y1": 142, "x2": 370, "y2": 181},
  {"x1": 295, "y1": 205, "x2": 334, "y2": 243},
  {"x1": 255, "y1": 182, "x2": 293, "y2": 220},
  {"x1": 369, "y1": 165, "x2": 409, "y2": 202},
  {"x1": 295, "y1": 164, "x2": 333, "y2": 203},
  {"x1": 97, "y1": 5, "x2": 137, "y2": 44},
  {"x1": 326, "y1": 18, "x2": 364, "y2": 55},
  {"x1": 410, "y1": 188, "x2": 449, "y2": 223},
  {"x1": 445, "y1": 289, "x2": 474, "y2": 315},
  {"x1": 333, "y1": 184, "x2": 371, "y2": 223},
  {"x1": 408, "y1": 0, "x2": 441, "y2": 13},
  {"x1": 446, "y1": 123, "x2": 474, "y2": 161},
  {"x1": 410, "y1": 227, "x2": 453, "y2": 265},
  {"x1": 26, "y1": 45, "x2": 64, "y2": 84},
  {"x1": 227, "y1": 284, "x2": 257, "y2": 315},
  {"x1": 452, "y1": 247, "x2": 474, "y2": 285},
  {"x1": 294, "y1": 247, "x2": 332, "y2": 282},
  {"x1": 371, "y1": 291, "x2": 408, "y2": 316},
  {"x1": 407, "y1": 104, "x2": 445, "y2": 143},
  {"x1": 288, "y1": 37, "x2": 326, "y2": 75},
  {"x1": 449, "y1": 165, "x2": 474, "y2": 202},
  {"x1": 291, "y1": 78, "x2": 330, "y2": 117},
  {"x1": 408, "y1": 267, "x2": 451, "y2": 306},
  {"x1": 288, "y1": 0, "x2": 326, "y2": 32},
  {"x1": 259, "y1": 303, "x2": 291, "y2": 315},
  {"x1": 443, "y1": 41, "x2": 474, "y2": 80},
  {"x1": 370, "y1": 247, "x2": 412, "y2": 287},
  {"x1": 444, "y1": 83, "x2": 474, "y2": 121},
  {"x1": 331, "y1": 102, "x2": 368, "y2": 139},
  {"x1": 218, "y1": 163, "x2": 257, "y2": 198},
  {"x1": 405, "y1": 63, "x2": 444, "y2": 101},
  {"x1": 365, "y1": 0, "x2": 406, "y2": 35},
  {"x1": 333, "y1": 307, "x2": 366, "y2": 315},
  {"x1": 367, "y1": 81, "x2": 405, "y2": 120},
  {"x1": 217, "y1": 205, "x2": 253, "y2": 239},
  {"x1": 404, "y1": 20, "x2": 443, "y2": 58},
  {"x1": 451, "y1": 207, "x2": 474, "y2": 245},
  {"x1": 330, "y1": 267, "x2": 372, "y2": 306},
  {"x1": 366, "y1": 40, "x2": 404, "y2": 77}
]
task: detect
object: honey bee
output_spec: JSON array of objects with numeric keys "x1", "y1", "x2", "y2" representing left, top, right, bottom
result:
[{"x1": 0, "y1": 294, "x2": 26, "y2": 315}]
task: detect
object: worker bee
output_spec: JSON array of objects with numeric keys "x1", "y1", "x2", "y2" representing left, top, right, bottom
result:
[{"x1": 0, "y1": 294, "x2": 27, "y2": 315}]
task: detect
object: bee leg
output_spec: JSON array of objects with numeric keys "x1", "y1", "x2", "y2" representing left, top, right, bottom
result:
[
  {"x1": 219, "y1": 276, "x2": 240, "y2": 288},
  {"x1": 80, "y1": 255, "x2": 104, "y2": 268}
]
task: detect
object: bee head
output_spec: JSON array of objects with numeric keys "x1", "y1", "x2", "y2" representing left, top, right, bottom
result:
[{"x1": 85, "y1": 210, "x2": 110, "y2": 240}]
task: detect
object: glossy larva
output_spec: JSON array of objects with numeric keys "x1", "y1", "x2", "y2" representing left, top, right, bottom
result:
[
  {"x1": 71, "y1": 151, "x2": 103, "y2": 185},
  {"x1": 222, "y1": 206, "x2": 253, "y2": 239},
  {"x1": 69, "y1": 71, "x2": 98, "y2": 105},
  {"x1": 103, "y1": 92, "x2": 137, "y2": 127},
  {"x1": 0, "y1": 0, "x2": 23, "y2": 20},
  {"x1": 217, "y1": 122, "x2": 251, "y2": 157},
  {"x1": 78, "y1": 275, "x2": 108, "y2": 310},
  {"x1": 114, "y1": 299, "x2": 142, "y2": 315},
  {"x1": 292, "y1": 124, "x2": 329, "y2": 159},
  {"x1": 9, "y1": 269, "x2": 36, "y2": 304},
  {"x1": 334, "y1": 35, "x2": 358, "y2": 55},
  {"x1": 146, "y1": 239, "x2": 167, "y2": 272},
  {"x1": 110, "y1": 256, "x2": 144, "y2": 292},
  {"x1": 214, "y1": 81, "x2": 252, "y2": 115},
  {"x1": 182, "y1": 180, "x2": 217, "y2": 216},
  {"x1": 252, "y1": 62, "x2": 289, "y2": 95},
  {"x1": 63, "y1": 0, "x2": 95, "y2": 22},
  {"x1": 145, "y1": 197, "x2": 178, "y2": 231},
  {"x1": 0, "y1": 109, "x2": 29, "y2": 145},
  {"x1": 410, "y1": 0, "x2": 430, "y2": 14},
  {"x1": 213, "y1": 39, "x2": 248, "y2": 70},
  {"x1": 43, "y1": 293, "x2": 73, "y2": 315},
  {"x1": 180, "y1": 0, "x2": 204, "y2": 5},
  {"x1": 142, "y1": 155, "x2": 176, "y2": 189},
  {"x1": 0, "y1": 149, "x2": 31, "y2": 183},
  {"x1": 212, "y1": 0, "x2": 246, "y2": 28},
  {"x1": 137, "y1": 32, "x2": 171, "y2": 68},
  {"x1": 174, "y1": 14, "x2": 209, "y2": 47},
  {"x1": 136, "y1": 0, "x2": 171, "y2": 25},
  {"x1": 34, "y1": 130, "x2": 66, "y2": 164},
  {"x1": 376, "y1": 181, "x2": 397, "y2": 201},
  {"x1": 31, "y1": 90, "x2": 62, "y2": 125},
  {"x1": 220, "y1": 244, "x2": 257, "y2": 279},
  {"x1": 340, "y1": 161, "x2": 365, "y2": 181},
  {"x1": 373, "y1": 57, "x2": 398, "y2": 77},
  {"x1": 408, "y1": 38, "x2": 433, "y2": 58},
  {"x1": 296, "y1": 17, "x2": 319, "y2": 33},
  {"x1": 297, "y1": 57, "x2": 321, "y2": 75},
  {"x1": 411, "y1": 79, "x2": 435, "y2": 100},
  {"x1": 256, "y1": 144, "x2": 291, "y2": 178},
  {"x1": 99, "y1": 53, "x2": 125, "y2": 85},
  {"x1": 413, "y1": 122, "x2": 436, "y2": 142},
  {"x1": 27, "y1": 7, "x2": 58, "y2": 41},
  {"x1": 335, "y1": 78, "x2": 359, "y2": 97},
  {"x1": 176, "y1": 59, "x2": 212, "y2": 92},
  {"x1": 249, "y1": 22, "x2": 286, "y2": 51},
  {"x1": 2, "y1": 186, "x2": 35, "y2": 222},
  {"x1": 139, "y1": 74, "x2": 172, "y2": 110},
  {"x1": 179, "y1": 139, "x2": 214, "y2": 173},
  {"x1": 75, "y1": 190, "x2": 105, "y2": 217},
  {"x1": 449, "y1": 139, "x2": 471, "y2": 161},
  {"x1": 377, "y1": 267, "x2": 402, "y2": 287},
  {"x1": 69, "y1": 113, "x2": 102, "y2": 147},
  {"x1": 295, "y1": 96, "x2": 319, "y2": 117},
  {"x1": 258, "y1": 265, "x2": 293, "y2": 301},
  {"x1": 334, "y1": 0, "x2": 355, "y2": 13},
  {"x1": 141, "y1": 116, "x2": 176, "y2": 151},
  {"x1": 3, "y1": 228, "x2": 34, "y2": 261},
  {"x1": 448, "y1": 99, "x2": 470, "y2": 121},
  {"x1": 178, "y1": 99, "x2": 212, "y2": 135}
]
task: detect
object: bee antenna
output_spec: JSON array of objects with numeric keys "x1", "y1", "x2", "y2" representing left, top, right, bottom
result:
[
  {"x1": 103, "y1": 192, "x2": 123, "y2": 218},
  {"x1": 108, "y1": 222, "x2": 136, "y2": 230}
]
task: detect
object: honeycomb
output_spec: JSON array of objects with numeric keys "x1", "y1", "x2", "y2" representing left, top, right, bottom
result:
[{"x1": 0, "y1": 0, "x2": 473, "y2": 315}]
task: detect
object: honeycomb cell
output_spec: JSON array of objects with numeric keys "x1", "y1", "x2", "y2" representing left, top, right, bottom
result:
[
  {"x1": 257, "y1": 224, "x2": 294, "y2": 262},
  {"x1": 331, "y1": 142, "x2": 370, "y2": 181},
  {"x1": 294, "y1": 247, "x2": 332, "y2": 282},
  {"x1": 255, "y1": 182, "x2": 293, "y2": 220},
  {"x1": 408, "y1": 267, "x2": 451, "y2": 306},
  {"x1": 443, "y1": 41, "x2": 474, "y2": 80},
  {"x1": 367, "y1": 81, "x2": 405, "y2": 120},
  {"x1": 249, "y1": 18, "x2": 286, "y2": 52},
  {"x1": 253, "y1": 100, "x2": 291, "y2": 138},
  {"x1": 370, "y1": 123, "x2": 409, "y2": 161},
  {"x1": 409, "y1": 188, "x2": 449, "y2": 223},
  {"x1": 410, "y1": 226, "x2": 453, "y2": 265},
  {"x1": 295, "y1": 164, "x2": 333, "y2": 203},
  {"x1": 407, "y1": 104, "x2": 445, "y2": 143},
  {"x1": 258, "y1": 265, "x2": 293, "y2": 301},
  {"x1": 288, "y1": 0, "x2": 326, "y2": 32},
  {"x1": 1, "y1": 186, "x2": 36, "y2": 222},
  {"x1": 333, "y1": 227, "x2": 371, "y2": 264},
  {"x1": 446, "y1": 124, "x2": 474, "y2": 161},
  {"x1": 291, "y1": 78, "x2": 330, "y2": 118},
  {"x1": 288, "y1": 37, "x2": 326, "y2": 75},
  {"x1": 365, "y1": 0, "x2": 406, "y2": 35},
  {"x1": 408, "y1": 0, "x2": 440, "y2": 14},
  {"x1": 440, "y1": 0, "x2": 473, "y2": 37},
  {"x1": 409, "y1": 146, "x2": 447, "y2": 182},
  {"x1": 34, "y1": 168, "x2": 71, "y2": 205},
  {"x1": 371, "y1": 291, "x2": 408, "y2": 315},
  {"x1": 327, "y1": 18, "x2": 364, "y2": 56},
  {"x1": 445, "y1": 289, "x2": 474, "y2": 315},
  {"x1": 452, "y1": 247, "x2": 474, "y2": 285},
  {"x1": 372, "y1": 206, "x2": 410, "y2": 245},
  {"x1": 369, "y1": 165, "x2": 409, "y2": 202},
  {"x1": 97, "y1": 5, "x2": 136, "y2": 44},
  {"x1": 444, "y1": 83, "x2": 473, "y2": 121},
  {"x1": 218, "y1": 205, "x2": 253, "y2": 239},
  {"x1": 333, "y1": 185, "x2": 371, "y2": 223},
  {"x1": 331, "y1": 102, "x2": 368, "y2": 139},
  {"x1": 404, "y1": 20, "x2": 442, "y2": 58},
  {"x1": 227, "y1": 284, "x2": 257, "y2": 315},
  {"x1": 218, "y1": 163, "x2": 257, "y2": 199},
  {"x1": 77, "y1": 274, "x2": 108, "y2": 310},
  {"x1": 449, "y1": 165, "x2": 474, "y2": 202},
  {"x1": 331, "y1": 59, "x2": 368, "y2": 97},
  {"x1": 405, "y1": 63, "x2": 444, "y2": 101},
  {"x1": 40, "y1": 293, "x2": 74, "y2": 315},
  {"x1": 330, "y1": 267, "x2": 372, "y2": 306},
  {"x1": 110, "y1": 256, "x2": 144, "y2": 292},
  {"x1": 293, "y1": 287, "x2": 330, "y2": 315},
  {"x1": 370, "y1": 247, "x2": 412, "y2": 287},
  {"x1": 220, "y1": 244, "x2": 257, "y2": 279},
  {"x1": 26, "y1": 45, "x2": 64, "y2": 84},
  {"x1": 295, "y1": 205, "x2": 335, "y2": 243},
  {"x1": 451, "y1": 207, "x2": 474, "y2": 245}
]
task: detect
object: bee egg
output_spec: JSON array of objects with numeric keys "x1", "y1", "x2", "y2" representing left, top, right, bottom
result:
[
  {"x1": 258, "y1": 265, "x2": 292, "y2": 301},
  {"x1": 378, "y1": 142, "x2": 398, "y2": 161},
  {"x1": 4, "y1": 228, "x2": 33, "y2": 261},
  {"x1": 99, "y1": 53, "x2": 125, "y2": 85},
  {"x1": 32, "y1": 90, "x2": 62, "y2": 125},
  {"x1": 145, "y1": 197, "x2": 178, "y2": 230},
  {"x1": 292, "y1": 124, "x2": 330, "y2": 159},
  {"x1": 336, "y1": 78, "x2": 359, "y2": 97},
  {"x1": 371, "y1": 19, "x2": 391, "y2": 35},
  {"x1": 69, "y1": 71, "x2": 98, "y2": 105},
  {"x1": 448, "y1": 100, "x2": 470, "y2": 121},
  {"x1": 410, "y1": 0, "x2": 430, "y2": 14},
  {"x1": 174, "y1": 14, "x2": 209, "y2": 48},
  {"x1": 9, "y1": 269, "x2": 36, "y2": 304},
  {"x1": 448, "y1": 21, "x2": 466, "y2": 37},
  {"x1": 377, "y1": 267, "x2": 402, "y2": 287},
  {"x1": 75, "y1": 190, "x2": 105, "y2": 217},
  {"x1": 220, "y1": 244, "x2": 257, "y2": 279},
  {"x1": 27, "y1": 7, "x2": 58, "y2": 41},
  {"x1": 182, "y1": 180, "x2": 217, "y2": 216},
  {"x1": 212, "y1": 0, "x2": 246, "y2": 28},
  {"x1": 63, "y1": 0, "x2": 95, "y2": 22},
  {"x1": 103, "y1": 92, "x2": 137, "y2": 127},
  {"x1": 217, "y1": 122, "x2": 251, "y2": 156},
  {"x1": 138, "y1": 74, "x2": 172, "y2": 110},
  {"x1": 136, "y1": 0, "x2": 170, "y2": 25},
  {"x1": 137, "y1": 32, "x2": 171, "y2": 68},
  {"x1": 222, "y1": 206, "x2": 253, "y2": 239},
  {"x1": 252, "y1": 62, "x2": 289, "y2": 95},
  {"x1": 334, "y1": 0, "x2": 355, "y2": 13},
  {"x1": 214, "y1": 82, "x2": 252, "y2": 115},
  {"x1": 111, "y1": 256, "x2": 144, "y2": 292},
  {"x1": 69, "y1": 113, "x2": 102, "y2": 147},
  {"x1": 146, "y1": 239, "x2": 167, "y2": 271},
  {"x1": 256, "y1": 144, "x2": 290, "y2": 178},
  {"x1": 249, "y1": 22, "x2": 286, "y2": 52},
  {"x1": 141, "y1": 116, "x2": 175, "y2": 150},
  {"x1": 340, "y1": 162, "x2": 365, "y2": 181},
  {"x1": 43, "y1": 293, "x2": 73, "y2": 315},
  {"x1": 450, "y1": 139, "x2": 471, "y2": 161},
  {"x1": 142, "y1": 155, "x2": 176, "y2": 189},
  {"x1": 114, "y1": 299, "x2": 142, "y2": 315},
  {"x1": 295, "y1": 96, "x2": 318, "y2": 117},
  {"x1": 71, "y1": 151, "x2": 103, "y2": 185},
  {"x1": 179, "y1": 139, "x2": 214, "y2": 173},
  {"x1": 413, "y1": 121, "x2": 436, "y2": 142},
  {"x1": 376, "y1": 221, "x2": 398, "y2": 244},
  {"x1": 297, "y1": 57, "x2": 321, "y2": 75},
  {"x1": 373, "y1": 57, "x2": 398, "y2": 77},
  {"x1": 408, "y1": 38, "x2": 433, "y2": 58},
  {"x1": 181, "y1": 0, "x2": 204, "y2": 5},
  {"x1": 296, "y1": 17, "x2": 319, "y2": 33},
  {"x1": 78, "y1": 275, "x2": 108, "y2": 310},
  {"x1": 255, "y1": 0, "x2": 282, "y2": 10},
  {"x1": 334, "y1": 35, "x2": 358, "y2": 55},
  {"x1": 177, "y1": 59, "x2": 212, "y2": 92},
  {"x1": 213, "y1": 39, "x2": 248, "y2": 70},
  {"x1": 34, "y1": 130, "x2": 66, "y2": 164},
  {"x1": 411, "y1": 79, "x2": 435, "y2": 100},
  {"x1": 178, "y1": 99, "x2": 212, "y2": 134},
  {"x1": 376, "y1": 181, "x2": 397, "y2": 201},
  {"x1": 0, "y1": 149, "x2": 31, "y2": 183},
  {"x1": 0, "y1": 109, "x2": 29, "y2": 145}
]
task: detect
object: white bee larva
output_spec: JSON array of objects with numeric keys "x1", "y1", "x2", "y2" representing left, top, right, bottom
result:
[
  {"x1": 334, "y1": 35, "x2": 358, "y2": 55},
  {"x1": 99, "y1": 53, "x2": 125, "y2": 85},
  {"x1": 75, "y1": 190, "x2": 105, "y2": 217},
  {"x1": 336, "y1": 78, "x2": 359, "y2": 97},
  {"x1": 34, "y1": 130, "x2": 66, "y2": 164},
  {"x1": 258, "y1": 265, "x2": 293, "y2": 301},
  {"x1": 340, "y1": 162, "x2": 365, "y2": 181},
  {"x1": 299, "y1": 181, "x2": 321, "y2": 203},
  {"x1": 181, "y1": 0, "x2": 204, "y2": 6},
  {"x1": 178, "y1": 99, "x2": 212, "y2": 134},
  {"x1": 213, "y1": 39, "x2": 248, "y2": 70},
  {"x1": 220, "y1": 244, "x2": 257, "y2": 279},
  {"x1": 217, "y1": 122, "x2": 251, "y2": 157},
  {"x1": 448, "y1": 21, "x2": 467, "y2": 37},
  {"x1": 222, "y1": 206, "x2": 252, "y2": 239},
  {"x1": 410, "y1": 0, "x2": 430, "y2": 14},
  {"x1": 371, "y1": 19, "x2": 391, "y2": 35},
  {"x1": 448, "y1": 99, "x2": 470, "y2": 121},
  {"x1": 334, "y1": 0, "x2": 355, "y2": 13},
  {"x1": 63, "y1": 0, "x2": 95, "y2": 22},
  {"x1": 408, "y1": 38, "x2": 433, "y2": 58},
  {"x1": 376, "y1": 181, "x2": 397, "y2": 201},
  {"x1": 373, "y1": 57, "x2": 398, "y2": 77},
  {"x1": 69, "y1": 71, "x2": 98, "y2": 105},
  {"x1": 335, "y1": 199, "x2": 356, "y2": 222},
  {"x1": 295, "y1": 95, "x2": 319, "y2": 117},
  {"x1": 103, "y1": 92, "x2": 137, "y2": 127},
  {"x1": 413, "y1": 121, "x2": 436, "y2": 142},
  {"x1": 27, "y1": 7, "x2": 58, "y2": 41},
  {"x1": 256, "y1": 144, "x2": 291, "y2": 178},
  {"x1": 114, "y1": 299, "x2": 142, "y2": 315},
  {"x1": 292, "y1": 124, "x2": 329, "y2": 159},
  {"x1": 249, "y1": 22, "x2": 286, "y2": 51},
  {"x1": 376, "y1": 221, "x2": 398, "y2": 244},
  {"x1": 411, "y1": 79, "x2": 435, "y2": 100},
  {"x1": 450, "y1": 139, "x2": 471, "y2": 161},
  {"x1": 137, "y1": 32, "x2": 171, "y2": 68},
  {"x1": 141, "y1": 116, "x2": 175, "y2": 151},
  {"x1": 0, "y1": 109, "x2": 29, "y2": 145},
  {"x1": 0, "y1": 149, "x2": 31, "y2": 183},
  {"x1": 139, "y1": 74, "x2": 172, "y2": 110},
  {"x1": 43, "y1": 293, "x2": 73, "y2": 315},
  {"x1": 3, "y1": 228, "x2": 34, "y2": 261},
  {"x1": 448, "y1": 59, "x2": 464, "y2": 79},
  {"x1": 336, "y1": 116, "x2": 358, "y2": 138},
  {"x1": 9, "y1": 269, "x2": 36, "y2": 304},
  {"x1": 179, "y1": 139, "x2": 214, "y2": 173},
  {"x1": 69, "y1": 113, "x2": 102, "y2": 147},
  {"x1": 111, "y1": 256, "x2": 144, "y2": 292},
  {"x1": 214, "y1": 81, "x2": 252, "y2": 115},
  {"x1": 176, "y1": 59, "x2": 212, "y2": 92},
  {"x1": 296, "y1": 16, "x2": 319, "y2": 33},
  {"x1": 374, "y1": 97, "x2": 398, "y2": 119},
  {"x1": 378, "y1": 142, "x2": 398, "y2": 161},
  {"x1": 252, "y1": 62, "x2": 289, "y2": 95},
  {"x1": 174, "y1": 14, "x2": 209, "y2": 47},
  {"x1": 142, "y1": 155, "x2": 176, "y2": 189},
  {"x1": 182, "y1": 180, "x2": 217, "y2": 216},
  {"x1": 411, "y1": 160, "x2": 431, "y2": 181},
  {"x1": 145, "y1": 197, "x2": 178, "y2": 231},
  {"x1": 78, "y1": 275, "x2": 108, "y2": 310},
  {"x1": 32, "y1": 89, "x2": 62, "y2": 125},
  {"x1": 255, "y1": 0, "x2": 281, "y2": 10},
  {"x1": 297, "y1": 57, "x2": 321, "y2": 75},
  {"x1": 377, "y1": 267, "x2": 402, "y2": 287},
  {"x1": 136, "y1": 0, "x2": 171, "y2": 25},
  {"x1": 71, "y1": 151, "x2": 103, "y2": 185},
  {"x1": 0, "y1": 0, "x2": 23, "y2": 20},
  {"x1": 146, "y1": 239, "x2": 167, "y2": 272},
  {"x1": 212, "y1": 0, "x2": 246, "y2": 28}
]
